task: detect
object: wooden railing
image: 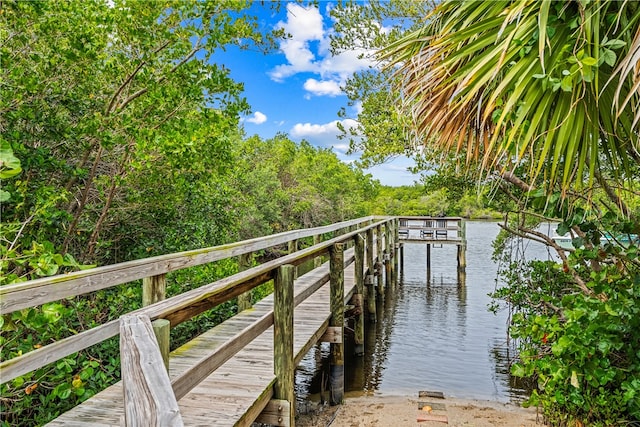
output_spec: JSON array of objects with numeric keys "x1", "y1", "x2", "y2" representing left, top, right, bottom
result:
[{"x1": 1, "y1": 216, "x2": 402, "y2": 426}]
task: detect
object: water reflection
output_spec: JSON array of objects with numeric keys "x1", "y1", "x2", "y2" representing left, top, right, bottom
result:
[{"x1": 296, "y1": 222, "x2": 546, "y2": 405}]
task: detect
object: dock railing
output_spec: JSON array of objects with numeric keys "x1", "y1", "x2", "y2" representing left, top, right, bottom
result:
[
  {"x1": 397, "y1": 216, "x2": 464, "y2": 242},
  {"x1": 1, "y1": 216, "x2": 402, "y2": 426}
]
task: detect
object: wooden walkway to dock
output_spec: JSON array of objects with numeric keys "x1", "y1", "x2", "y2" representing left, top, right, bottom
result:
[
  {"x1": 47, "y1": 258, "x2": 358, "y2": 426},
  {"x1": 1, "y1": 216, "x2": 463, "y2": 426}
]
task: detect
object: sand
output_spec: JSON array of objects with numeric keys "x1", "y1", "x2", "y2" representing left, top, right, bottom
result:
[{"x1": 297, "y1": 394, "x2": 540, "y2": 427}]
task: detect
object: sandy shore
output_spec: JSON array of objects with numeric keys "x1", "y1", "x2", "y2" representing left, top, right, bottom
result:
[{"x1": 297, "y1": 394, "x2": 540, "y2": 427}]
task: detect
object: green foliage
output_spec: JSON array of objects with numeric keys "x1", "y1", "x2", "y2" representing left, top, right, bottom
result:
[
  {"x1": 232, "y1": 134, "x2": 379, "y2": 236},
  {"x1": 385, "y1": 0, "x2": 640, "y2": 194},
  {"x1": 492, "y1": 216, "x2": 640, "y2": 425}
]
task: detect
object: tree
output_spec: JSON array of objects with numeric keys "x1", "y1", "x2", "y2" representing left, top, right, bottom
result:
[
  {"x1": 1, "y1": 0, "x2": 277, "y2": 277},
  {"x1": 385, "y1": 1, "x2": 640, "y2": 196}
]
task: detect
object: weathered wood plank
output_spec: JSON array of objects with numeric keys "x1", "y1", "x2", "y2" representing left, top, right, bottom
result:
[
  {"x1": 120, "y1": 314, "x2": 183, "y2": 427},
  {"x1": 171, "y1": 310, "x2": 273, "y2": 400}
]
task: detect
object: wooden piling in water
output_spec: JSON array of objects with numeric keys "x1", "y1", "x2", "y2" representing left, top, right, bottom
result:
[
  {"x1": 458, "y1": 220, "x2": 467, "y2": 272},
  {"x1": 384, "y1": 221, "x2": 393, "y2": 288},
  {"x1": 354, "y1": 234, "x2": 365, "y2": 356},
  {"x1": 365, "y1": 228, "x2": 376, "y2": 323},
  {"x1": 393, "y1": 219, "x2": 399, "y2": 286},
  {"x1": 329, "y1": 243, "x2": 345, "y2": 405},
  {"x1": 426, "y1": 243, "x2": 432, "y2": 279},
  {"x1": 274, "y1": 264, "x2": 295, "y2": 425}
]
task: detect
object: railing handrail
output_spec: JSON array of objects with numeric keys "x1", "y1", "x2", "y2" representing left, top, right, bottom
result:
[
  {"x1": 0, "y1": 216, "x2": 376, "y2": 314},
  {"x1": 0, "y1": 218, "x2": 390, "y2": 384}
]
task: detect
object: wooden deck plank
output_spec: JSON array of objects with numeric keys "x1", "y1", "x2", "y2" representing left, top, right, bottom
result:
[{"x1": 48, "y1": 252, "x2": 359, "y2": 426}]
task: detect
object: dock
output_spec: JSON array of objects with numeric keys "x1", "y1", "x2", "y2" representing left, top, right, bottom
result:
[{"x1": 0, "y1": 216, "x2": 463, "y2": 426}]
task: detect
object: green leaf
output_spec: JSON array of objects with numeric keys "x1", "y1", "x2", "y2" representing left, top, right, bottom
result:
[
  {"x1": 603, "y1": 39, "x2": 626, "y2": 49},
  {"x1": 581, "y1": 56, "x2": 597, "y2": 66},
  {"x1": 560, "y1": 75, "x2": 573, "y2": 92},
  {"x1": 602, "y1": 48, "x2": 616, "y2": 67}
]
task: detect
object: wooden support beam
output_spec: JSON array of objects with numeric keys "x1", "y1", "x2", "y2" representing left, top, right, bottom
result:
[
  {"x1": 255, "y1": 399, "x2": 291, "y2": 427},
  {"x1": 120, "y1": 314, "x2": 183, "y2": 427},
  {"x1": 365, "y1": 228, "x2": 376, "y2": 322},
  {"x1": 376, "y1": 225, "x2": 384, "y2": 296},
  {"x1": 329, "y1": 243, "x2": 345, "y2": 405},
  {"x1": 393, "y1": 219, "x2": 399, "y2": 286},
  {"x1": 274, "y1": 264, "x2": 295, "y2": 426},
  {"x1": 354, "y1": 234, "x2": 365, "y2": 356},
  {"x1": 385, "y1": 223, "x2": 392, "y2": 290}
]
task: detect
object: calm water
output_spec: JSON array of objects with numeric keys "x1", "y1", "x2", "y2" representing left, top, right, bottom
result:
[{"x1": 296, "y1": 221, "x2": 556, "y2": 404}]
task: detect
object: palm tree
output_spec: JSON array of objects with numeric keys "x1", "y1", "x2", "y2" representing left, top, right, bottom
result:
[{"x1": 384, "y1": 0, "x2": 639, "y2": 196}]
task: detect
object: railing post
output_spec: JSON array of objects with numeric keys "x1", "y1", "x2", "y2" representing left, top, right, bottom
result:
[
  {"x1": 313, "y1": 234, "x2": 322, "y2": 268},
  {"x1": 385, "y1": 222, "x2": 392, "y2": 290},
  {"x1": 237, "y1": 252, "x2": 253, "y2": 312},
  {"x1": 142, "y1": 274, "x2": 170, "y2": 372},
  {"x1": 394, "y1": 218, "x2": 400, "y2": 285},
  {"x1": 329, "y1": 243, "x2": 345, "y2": 405},
  {"x1": 143, "y1": 274, "x2": 166, "y2": 306},
  {"x1": 376, "y1": 224, "x2": 384, "y2": 296},
  {"x1": 120, "y1": 314, "x2": 183, "y2": 427},
  {"x1": 288, "y1": 239, "x2": 298, "y2": 279},
  {"x1": 366, "y1": 228, "x2": 376, "y2": 322},
  {"x1": 274, "y1": 264, "x2": 295, "y2": 426},
  {"x1": 353, "y1": 234, "x2": 365, "y2": 356}
]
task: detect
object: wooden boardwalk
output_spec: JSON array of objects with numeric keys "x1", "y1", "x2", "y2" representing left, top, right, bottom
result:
[{"x1": 47, "y1": 252, "x2": 358, "y2": 427}]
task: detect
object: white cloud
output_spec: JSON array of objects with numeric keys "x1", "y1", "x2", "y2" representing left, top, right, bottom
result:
[
  {"x1": 303, "y1": 78, "x2": 342, "y2": 97},
  {"x1": 245, "y1": 111, "x2": 267, "y2": 124},
  {"x1": 269, "y1": 4, "x2": 374, "y2": 96},
  {"x1": 290, "y1": 119, "x2": 359, "y2": 148},
  {"x1": 268, "y1": 4, "x2": 324, "y2": 81}
]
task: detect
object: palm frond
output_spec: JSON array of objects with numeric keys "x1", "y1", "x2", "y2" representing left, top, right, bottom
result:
[{"x1": 382, "y1": 0, "x2": 640, "y2": 194}]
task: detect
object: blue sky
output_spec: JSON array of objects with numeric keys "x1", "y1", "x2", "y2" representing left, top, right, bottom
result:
[{"x1": 215, "y1": 2, "x2": 418, "y2": 187}]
